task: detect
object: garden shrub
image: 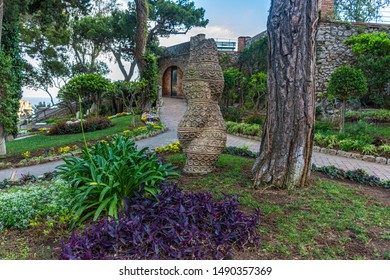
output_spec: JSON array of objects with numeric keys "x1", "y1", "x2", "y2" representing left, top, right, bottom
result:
[
  {"x1": 0, "y1": 179, "x2": 72, "y2": 231},
  {"x1": 328, "y1": 66, "x2": 368, "y2": 131},
  {"x1": 346, "y1": 110, "x2": 390, "y2": 123},
  {"x1": 223, "y1": 146, "x2": 258, "y2": 158},
  {"x1": 312, "y1": 165, "x2": 390, "y2": 189},
  {"x1": 58, "y1": 73, "x2": 113, "y2": 115},
  {"x1": 226, "y1": 121, "x2": 261, "y2": 137},
  {"x1": 60, "y1": 183, "x2": 261, "y2": 260},
  {"x1": 56, "y1": 135, "x2": 178, "y2": 224},
  {"x1": 48, "y1": 117, "x2": 113, "y2": 135},
  {"x1": 220, "y1": 106, "x2": 243, "y2": 122}
]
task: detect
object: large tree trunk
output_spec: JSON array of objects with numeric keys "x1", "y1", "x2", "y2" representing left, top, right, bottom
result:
[
  {"x1": 134, "y1": 0, "x2": 148, "y2": 76},
  {"x1": 252, "y1": 0, "x2": 319, "y2": 189}
]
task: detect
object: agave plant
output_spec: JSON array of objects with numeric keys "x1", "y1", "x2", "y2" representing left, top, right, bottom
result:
[{"x1": 56, "y1": 135, "x2": 178, "y2": 225}]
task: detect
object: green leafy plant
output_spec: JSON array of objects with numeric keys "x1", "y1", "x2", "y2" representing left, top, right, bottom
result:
[
  {"x1": 56, "y1": 135, "x2": 178, "y2": 225},
  {"x1": 346, "y1": 110, "x2": 390, "y2": 123},
  {"x1": 226, "y1": 121, "x2": 261, "y2": 137},
  {"x1": 361, "y1": 144, "x2": 378, "y2": 156},
  {"x1": 0, "y1": 179, "x2": 72, "y2": 231},
  {"x1": 328, "y1": 66, "x2": 368, "y2": 131},
  {"x1": 312, "y1": 165, "x2": 390, "y2": 189}
]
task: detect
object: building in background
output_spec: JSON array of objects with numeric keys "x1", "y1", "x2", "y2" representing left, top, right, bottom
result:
[{"x1": 18, "y1": 100, "x2": 33, "y2": 119}]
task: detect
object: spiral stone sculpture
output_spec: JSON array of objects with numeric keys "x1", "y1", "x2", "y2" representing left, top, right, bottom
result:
[{"x1": 177, "y1": 35, "x2": 227, "y2": 175}]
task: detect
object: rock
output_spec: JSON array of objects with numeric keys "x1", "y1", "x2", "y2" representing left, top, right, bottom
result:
[
  {"x1": 362, "y1": 155, "x2": 376, "y2": 162},
  {"x1": 375, "y1": 157, "x2": 387, "y2": 165},
  {"x1": 336, "y1": 150, "x2": 352, "y2": 158},
  {"x1": 350, "y1": 153, "x2": 363, "y2": 160},
  {"x1": 322, "y1": 148, "x2": 337, "y2": 155}
]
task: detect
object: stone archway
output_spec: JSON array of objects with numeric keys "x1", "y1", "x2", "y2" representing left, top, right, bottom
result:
[{"x1": 162, "y1": 66, "x2": 184, "y2": 97}]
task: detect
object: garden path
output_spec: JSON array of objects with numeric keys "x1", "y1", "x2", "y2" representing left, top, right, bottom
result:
[{"x1": 0, "y1": 97, "x2": 389, "y2": 181}]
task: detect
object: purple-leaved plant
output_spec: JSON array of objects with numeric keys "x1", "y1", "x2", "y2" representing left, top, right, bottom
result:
[{"x1": 61, "y1": 183, "x2": 261, "y2": 260}]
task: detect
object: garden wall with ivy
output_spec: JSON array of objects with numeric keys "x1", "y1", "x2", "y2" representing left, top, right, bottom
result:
[{"x1": 316, "y1": 21, "x2": 390, "y2": 97}]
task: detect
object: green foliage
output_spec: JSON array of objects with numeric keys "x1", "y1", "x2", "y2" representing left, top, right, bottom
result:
[
  {"x1": 223, "y1": 146, "x2": 258, "y2": 158},
  {"x1": 0, "y1": 7, "x2": 24, "y2": 137},
  {"x1": 226, "y1": 121, "x2": 262, "y2": 137},
  {"x1": 313, "y1": 165, "x2": 389, "y2": 189},
  {"x1": 0, "y1": 179, "x2": 73, "y2": 231},
  {"x1": 148, "y1": 0, "x2": 208, "y2": 40},
  {"x1": 220, "y1": 106, "x2": 243, "y2": 122},
  {"x1": 0, "y1": 51, "x2": 20, "y2": 135},
  {"x1": 314, "y1": 120, "x2": 389, "y2": 156},
  {"x1": 328, "y1": 66, "x2": 368, "y2": 101},
  {"x1": 238, "y1": 36, "x2": 268, "y2": 76},
  {"x1": 345, "y1": 32, "x2": 390, "y2": 108},
  {"x1": 246, "y1": 72, "x2": 268, "y2": 111},
  {"x1": 346, "y1": 109, "x2": 390, "y2": 122},
  {"x1": 334, "y1": 0, "x2": 390, "y2": 22},
  {"x1": 222, "y1": 68, "x2": 245, "y2": 107},
  {"x1": 56, "y1": 135, "x2": 178, "y2": 225},
  {"x1": 140, "y1": 52, "x2": 159, "y2": 108},
  {"x1": 58, "y1": 73, "x2": 112, "y2": 115}
]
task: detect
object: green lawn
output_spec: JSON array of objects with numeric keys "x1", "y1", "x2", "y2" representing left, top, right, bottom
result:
[{"x1": 3, "y1": 115, "x2": 139, "y2": 158}]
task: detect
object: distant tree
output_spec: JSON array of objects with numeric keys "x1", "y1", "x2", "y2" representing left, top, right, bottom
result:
[
  {"x1": 334, "y1": 0, "x2": 390, "y2": 22},
  {"x1": 247, "y1": 72, "x2": 268, "y2": 112},
  {"x1": 252, "y1": 0, "x2": 319, "y2": 189},
  {"x1": 147, "y1": 0, "x2": 208, "y2": 43},
  {"x1": 222, "y1": 68, "x2": 245, "y2": 107},
  {"x1": 328, "y1": 66, "x2": 368, "y2": 131},
  {"x1": 58, "y1": 74, "x2": 112, "y2": 116}
]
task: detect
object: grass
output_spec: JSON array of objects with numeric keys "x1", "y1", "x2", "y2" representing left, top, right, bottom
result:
[
  {"x1": 2, "y1": 115, "x2": 139, "y2": 158},
  {"x1": 167, "y1": 153, "x2": 390, "y2": 260}
]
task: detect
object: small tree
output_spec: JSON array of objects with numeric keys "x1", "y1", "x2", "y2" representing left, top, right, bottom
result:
[
  {"x1": 222, "y1": 68, "x2": 245, "y2": 107},
  {"x1": 328, "y1": 66, "x2": 368, "y2": 131},
  {"x1": 247, "y1": 72, "x2": 268, "y2": 111},
  {"x1": 58, "y1": 73, "x2": 112, "y2": 116}
]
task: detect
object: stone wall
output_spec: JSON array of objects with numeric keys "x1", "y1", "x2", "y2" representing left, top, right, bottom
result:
[{"x1": 316, "y1": 21, "x2": 390, "y2": 96}]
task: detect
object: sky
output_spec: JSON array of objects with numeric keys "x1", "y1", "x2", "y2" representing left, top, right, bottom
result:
[{"x1": 23, "y1": 0, "x2": 271, "y2": 103}]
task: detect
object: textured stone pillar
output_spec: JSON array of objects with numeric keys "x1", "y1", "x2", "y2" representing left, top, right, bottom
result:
[{"x1": 177, "y1": 35, "x2": 227, "y2": 174}]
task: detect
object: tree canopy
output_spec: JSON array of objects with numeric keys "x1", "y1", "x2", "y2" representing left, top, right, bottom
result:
[{"x1": 334, "y1": 0, "x2": 390, "y2": 22}]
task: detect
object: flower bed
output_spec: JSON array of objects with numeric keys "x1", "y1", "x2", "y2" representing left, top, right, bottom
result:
[
  {"x1": 61, "y1": 183, "x2": 261, "y2": 260},
  {"x1": 49, "y1": 117, "x2": 113, "y2": 136}
]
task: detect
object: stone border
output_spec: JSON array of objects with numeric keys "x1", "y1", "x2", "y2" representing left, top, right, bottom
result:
[
  {"x1": 0, "y1": 127, "x2": 168, "y2": 170},
  {"x1": 313, "y1": 146, "x2": 390, "y2": 166}
]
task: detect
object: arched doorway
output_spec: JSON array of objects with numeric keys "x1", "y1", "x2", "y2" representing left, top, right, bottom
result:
[{"x1": 162, "y1": 66, "x2": 184, "y2": 97}]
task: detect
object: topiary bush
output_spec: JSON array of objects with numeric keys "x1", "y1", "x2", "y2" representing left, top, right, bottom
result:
[
  {"x1": 60, "y1": 183, "x2": 261, "y2": 260},
  {"x1": 328, "y1": 66, "x2": 368, "y2": 131},
  {"x1": 48, "y1": 117, "x2": 113, "y2": 135}
]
